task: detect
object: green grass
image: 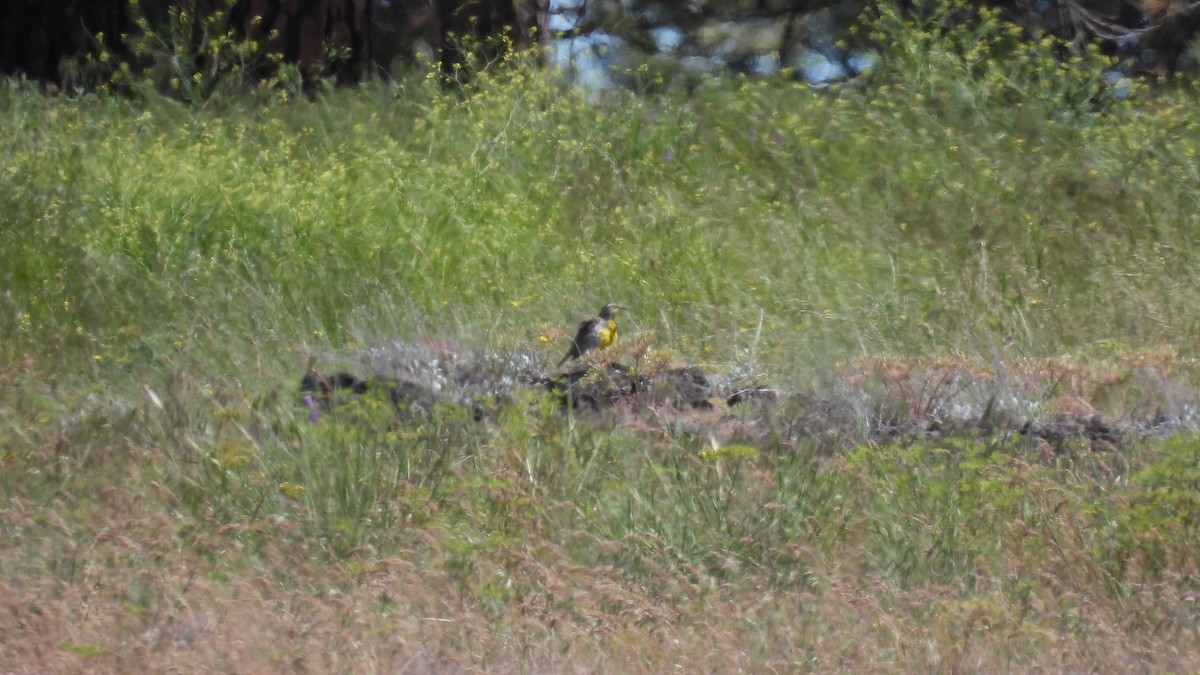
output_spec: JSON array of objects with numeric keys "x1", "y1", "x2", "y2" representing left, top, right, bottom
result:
[{"x1": 4, "y1": 3, "x2": 1200, "y2": 669}]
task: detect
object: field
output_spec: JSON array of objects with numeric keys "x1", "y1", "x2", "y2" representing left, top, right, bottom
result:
[{"x1": 4, "y1": 8, "x2": 1200, "y2": 672}]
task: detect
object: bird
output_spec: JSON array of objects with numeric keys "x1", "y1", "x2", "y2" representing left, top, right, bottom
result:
[{"x1": 558, "y1": 303, "x2": 624, "y2": 367}]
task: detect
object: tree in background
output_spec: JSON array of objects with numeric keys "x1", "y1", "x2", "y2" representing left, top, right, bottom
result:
[
  {"x1": 1, "y1": 0, "x2": 132, "y2": 84},
  {"x1": 551, "y1": 0, "x2": 1199, "y2": 83},
  {"x1": 0, "y1": 0, "x2": 1195, "y2": 94},
  {"x1": 0, "y1": 0, "x2": 548, "y2": 94}
]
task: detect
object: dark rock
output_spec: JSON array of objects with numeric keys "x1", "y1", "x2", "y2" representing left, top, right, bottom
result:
[{"x1": 300, "y1": 370, "x2": 368, "y2": 398}]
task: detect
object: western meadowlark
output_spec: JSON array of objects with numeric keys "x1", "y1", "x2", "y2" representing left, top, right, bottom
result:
[{"x1": 558, "y1": 303, "x2": 623, "y2": 366}]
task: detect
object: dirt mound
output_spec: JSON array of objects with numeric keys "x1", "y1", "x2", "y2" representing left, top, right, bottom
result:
[{"x1": 300, "y1": 345, "x2": 1199, "y2": 452}]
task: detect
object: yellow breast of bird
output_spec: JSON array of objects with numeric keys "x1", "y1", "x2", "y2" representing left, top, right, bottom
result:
[{"x1": 598, "y1": 319, "x2": 618, "y2": 349}]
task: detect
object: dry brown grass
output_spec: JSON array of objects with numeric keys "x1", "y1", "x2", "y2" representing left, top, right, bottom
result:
[
  {"x1": 5, "y1": 517, "x2": 1200, "y2": 673},
  {"x1": 4, "y1": 346, "x2": 1200, "y2": 672}
]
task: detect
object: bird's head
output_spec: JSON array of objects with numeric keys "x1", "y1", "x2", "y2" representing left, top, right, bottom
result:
[{"x1": 599, "y1": 303, "x2": 623, "y2": 319}]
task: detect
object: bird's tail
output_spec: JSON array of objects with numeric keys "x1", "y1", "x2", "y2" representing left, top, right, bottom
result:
[{"x1": 557, "y1": 342, "x2": 578, "y2": 367}]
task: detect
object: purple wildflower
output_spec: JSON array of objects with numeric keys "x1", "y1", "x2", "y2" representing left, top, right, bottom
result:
[{"x1": 304, "y1": 394, "x2": 320, "y2": 423}]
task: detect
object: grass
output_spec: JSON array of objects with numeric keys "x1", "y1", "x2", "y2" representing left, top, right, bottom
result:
[{"x1": 4, "y1": 3, "x2": 1200, "y2": 670}]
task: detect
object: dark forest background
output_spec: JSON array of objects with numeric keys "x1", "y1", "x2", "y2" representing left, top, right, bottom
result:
[{"x1": 2, "y1": 0, "x2": 1198, "y2": 94}]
